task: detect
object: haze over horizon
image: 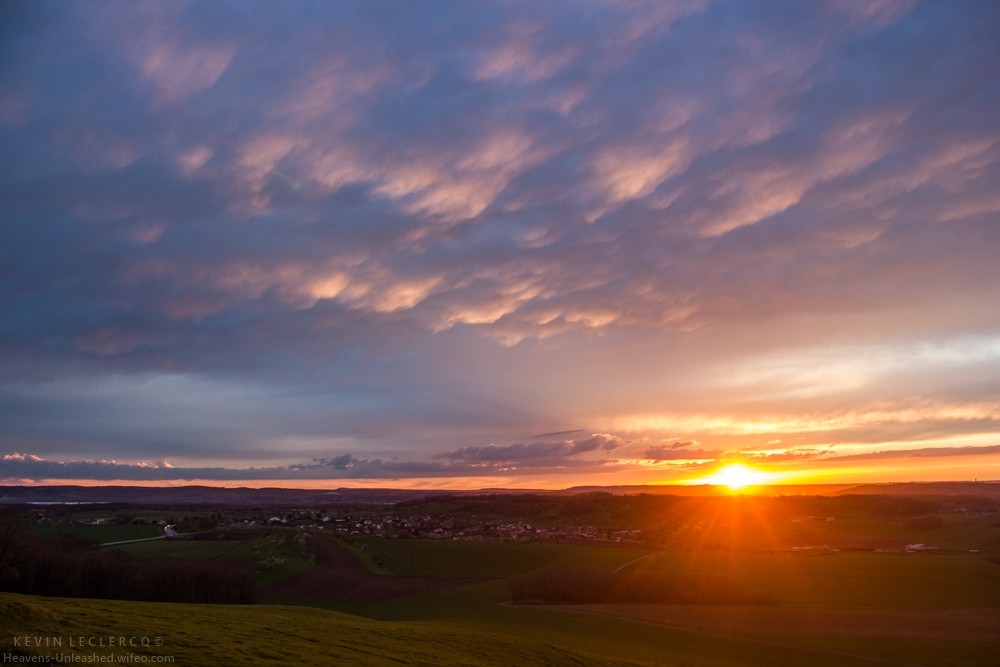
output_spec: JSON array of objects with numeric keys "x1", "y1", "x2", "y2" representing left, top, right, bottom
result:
[{"x1": 3, "y1": 0, "x2": 1000, "y2": 490}]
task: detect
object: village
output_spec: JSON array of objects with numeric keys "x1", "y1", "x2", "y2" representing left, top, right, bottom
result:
[
  {"x1": 226, "y1": 510, "x2": 647, "y2": 545},
  {"x1": 38, "y1": 504, "x2": 969, "y2": 555}
]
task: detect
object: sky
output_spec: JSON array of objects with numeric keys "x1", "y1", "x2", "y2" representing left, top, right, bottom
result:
[{"x1": 2, "y1": 0, "x2": 1000, "y2": 490}]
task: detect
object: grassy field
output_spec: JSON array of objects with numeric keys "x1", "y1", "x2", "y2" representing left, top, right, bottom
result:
[
  {"x1": 548, "y1": 604, "x2": 1000, "y2": 666},
  {"x1": 111, "y1": 533, "x2": 315, "y2": 587},
  {"x1": 0, "y1": 592, "x2": 651, "y2": 666},
  {"x1": 775, "y1": 513, "x2": 1000, "y2": 551},
  {"x1": 340, "y1": 535, "x2": 1000, "y2": 608},
  {"x1": 8, "y1": 589, "x2": 977, "y2": 667},
  {"x1": 617, "y1": 550, "x2": 1000, "y2": 608},
  {"x1": 270, "y1": 536, "x2": 1000, "y2": 667},
  {"x1": 10, "y1": 509, "x2": 999, "y2": 665},
  {"x1": 346, "y1": 536, "x2": 604, "y2": 577},
  {"x1": 67, "y1": 509, "x2": 217, "y2": 521},
  {"x1": 34, "y1": 522, "x2": 163, "y2": 543},
  {"x1": 112, "y1": 538, "x2": 246, "y2": 560}
]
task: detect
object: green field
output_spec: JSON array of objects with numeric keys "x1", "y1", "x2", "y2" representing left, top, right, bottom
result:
[
  {"x1": 112, "y1": 538, "x2": 245, "y2": 560},
  {"x1": 341, "y1": 536, "x2": 1000, "y2": 608},
  {"x1": 617, "y1": 550, "x2": 1000, "y2": 608},
  {"x1": 66, "y1": 509, "x2": 216, "y2": 521},
  {"x1": 345, "y1": 536, "x2": 603, "y2": 577},
  {"x1": 267, "y1": 536, "x2": 1000, "y2": 667},
  {"x1": 10, "y1": 588, "x2": 988, "y2": 667},
  {"x1": 0, "y1": 592, "x2": 650, "y2": 666},
  {"x1": 9, "y1": 507, "x2": 1000, "y2": 665},
  {"x1": 112, "y1": 533, "x2": 315, "y2": 587},
  {"x1": 773, "y1": 514, "x2": 1000, "y2": 551},
  {"x1": 34, "y1": 522, "x2": 163, "y2": 543}
]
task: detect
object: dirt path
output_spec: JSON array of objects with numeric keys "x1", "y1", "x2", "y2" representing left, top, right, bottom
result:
[{"x1": 262, "y1": 535, "x2": 484, "y2": 603}]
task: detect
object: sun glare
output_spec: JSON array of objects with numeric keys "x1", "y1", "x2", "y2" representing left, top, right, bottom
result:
[{"x1": 703, "y1": 463, "x2": 768, "y2": 490}]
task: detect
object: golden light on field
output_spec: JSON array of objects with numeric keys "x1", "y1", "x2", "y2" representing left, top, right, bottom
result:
[{"x1": 699, "y1": 463, "x2": 771, "y2": 490}]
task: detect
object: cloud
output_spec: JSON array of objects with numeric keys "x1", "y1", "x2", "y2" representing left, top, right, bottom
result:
[
  {"x1": 0, "y1": 451, "x2": 409, "y2": 482},
  {"x1": 533, "y1": 429, "x2": 586, "y2": 438},
  {"x1": 643, "y1": 444, "x2": 721, "y2": 462},
  {"x1": 436, "y1": 433, "x2": 624, "y2": 468},
  {"x1": 6, "y1": 4, "x2": 995, "y2": 348},
  {"x1": 1, "y1": 1, "x2": 999, "y2": 482},
  {"x1": 0, "y1": 438, "x2": 631, "y2": 482},
  {"x1": 822, "y1": 444, "x2": 1000, "y2": 463}
]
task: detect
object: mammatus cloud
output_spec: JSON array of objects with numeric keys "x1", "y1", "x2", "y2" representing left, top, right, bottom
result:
[
  {"x1": 5, "y1": 2, "x2": 997, "y2": 347},
  {"x1": 1, "y1": 1, "x2": 999, "y2": 484}
]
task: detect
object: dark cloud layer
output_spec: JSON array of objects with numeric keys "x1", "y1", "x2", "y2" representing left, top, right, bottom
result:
[
  {"x1": 2, "y1": 1, "x2": 999, "y2": 484},
  {"x1": 5, "y1": 440, "x2": 999, "y2": 483}
]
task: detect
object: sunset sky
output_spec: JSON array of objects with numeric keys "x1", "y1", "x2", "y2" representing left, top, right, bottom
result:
[{"x1": 2, "y1": 0, "x2": 1000, "y2": 489}]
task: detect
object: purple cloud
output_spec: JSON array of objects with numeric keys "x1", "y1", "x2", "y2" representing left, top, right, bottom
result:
[
  {"x1": 1, "y1": 1, "x2": 999, "y2": 483},
  {"x1": 437, "y1": 434, "x2": 623, "y2": 466}
]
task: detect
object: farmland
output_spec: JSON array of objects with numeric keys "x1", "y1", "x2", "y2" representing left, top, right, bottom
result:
[
  {"x1": 0, "y1": 592, "x2": 648, "y2": 666},
  {"x1": 3, "y1": 487, "x2": 1000, "y2": 665},
  {"x1": 33, "y1": 521, "x2": 162, "y2": 543}
]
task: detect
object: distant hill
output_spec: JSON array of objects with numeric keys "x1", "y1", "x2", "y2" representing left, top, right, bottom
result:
[
  {"x1": 2, "y1": 480, "x2": 997, "y2": 506},
  {"x1": 530, "y1": 481, "x2": 1000, "y2": 497},
  {"x1": 835, "y1": 481, "x2": 1000, "y2": 497},
  {"x1": 0, "y1": 485, "x2": 450, "y2": 506},
  {"x1": 564, "y1": 484, "x2": 863, "y2": 496}
]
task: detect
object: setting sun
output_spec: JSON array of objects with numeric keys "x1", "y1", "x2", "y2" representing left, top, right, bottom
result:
[{"x1": 701, "y1": 463, "x2": 769, "y2": 490}]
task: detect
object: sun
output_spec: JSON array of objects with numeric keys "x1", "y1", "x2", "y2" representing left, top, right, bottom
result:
[{"x1": 703, "y1": 463, "x2": 769, "y2": 490}]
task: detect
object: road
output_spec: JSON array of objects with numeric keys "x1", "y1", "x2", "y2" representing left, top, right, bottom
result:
[{"x1": 98, "y1": 524, "x2": 176, "y2": 547}]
